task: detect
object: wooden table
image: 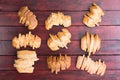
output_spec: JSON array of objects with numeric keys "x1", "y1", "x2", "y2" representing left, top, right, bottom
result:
[{"x1": 0, "y1": 0, "x2": 120, "y2": 80}]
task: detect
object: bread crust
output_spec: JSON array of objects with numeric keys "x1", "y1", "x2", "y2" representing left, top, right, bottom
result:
[
  {"x1": 47, "y1": 29, "x2": 71, "y2": 51},
  {"x1": 81, "y1": 32, "x2": 101, "y2": 56},
  {"x1": 47, "y1": 54, "x2": 71, "y2": 74},
  {"x1": 12, "y1": 32, "x2": 41, "y2": 49},
  {"x1": 18, "y1": 6, "x2": 38, "y2": 30},
  {"x1": 76, "y1": 55, "x2": 106, "y2": 76},
  {"x1": 14, "y1": 50, "x2": 39, "y2": 73},
  {"x1": 45, "y1": 12, "x2": 71, "y2": 30},
  {"x1": 83, "y1": 3, "x2": 104, "y2": 27}
]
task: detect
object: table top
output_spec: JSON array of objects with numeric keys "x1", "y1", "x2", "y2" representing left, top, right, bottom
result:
[{"x1": 0, "y1": 0, "x2": 120, "y2": 80}]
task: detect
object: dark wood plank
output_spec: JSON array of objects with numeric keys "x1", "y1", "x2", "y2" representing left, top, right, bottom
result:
[
  {"x1": 0, "y1": 40, "x2": 120, "y2": 55},
  {"x1": 0, "y1": 0, "x2": 120, "y2": 80},
  {"x1": 0, "y1": 56, "x2": 119, "y2": 70},
  {"x1": 0, "y1": 70, "x2": 119, "y2": 80},
  {"x1": 0, "y1": 11, "x2": 120, "y2": 26},
  {"x1": 0, "y1": 26, "x2": 120, "y2": 41},
  {"x1": 0, "y1": 0, "x2": 120, "y2": 11}
]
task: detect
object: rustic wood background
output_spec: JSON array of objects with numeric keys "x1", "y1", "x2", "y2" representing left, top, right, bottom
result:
[{"x1": 0, "y1": 0, "x2": 120, "y2": 80}]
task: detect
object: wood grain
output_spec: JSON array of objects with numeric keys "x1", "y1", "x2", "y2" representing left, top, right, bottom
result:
[
  {"x1": 0, "y1": 26, "x2": 120, "y2": 41},
  {"x1": 0, "y1": 0, "x2": 120, "y2": 80},
  {"x1": 0, "y1": 56, "x2": 119, "y2": 70},
  {"x1": 0, "y1": 11, "x2": 120, "y2": 26},
  {"x1": 0, "y1": 41, "x2": 120, "y2": 55},
  {"x1": 0, "y1": 70, "x2": 119, "y2": 80},
  {"x1": 0, "y1": 0, "x2": 120, "y2": 11}
]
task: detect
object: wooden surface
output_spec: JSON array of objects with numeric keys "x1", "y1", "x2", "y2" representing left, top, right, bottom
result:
[{"x1": 0, "y1": 0, "x2": 120, "y2": 80}]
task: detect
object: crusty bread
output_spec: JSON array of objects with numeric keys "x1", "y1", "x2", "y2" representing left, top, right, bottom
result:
[
  {"x1": 14, "y1": 50, "x2": 39, "y2": 73},
  {"x1": 47, "y1": 29, "x2": 71, "y2": 51},
  {"x1": 12, "y1": 32, "x2": 41, "y2": 49},
  {"x1": 47, "y1": 54, "x2": 71, "y2": 74},
  {"x1": 45, "y1": 12, "x2": 71, "y2": 30},
  {"x1": 83, "y1": 3, "x2": 104, "y2": 27},
  {"x1": 81, "y1": 32, "x2": 101, "y2": 56},
  {"x1": 76, "y1": 55, "x2": 106, "y2": 76},
  {"x1": 18, "y1": 6, "x2": 38, "y2": 30}
]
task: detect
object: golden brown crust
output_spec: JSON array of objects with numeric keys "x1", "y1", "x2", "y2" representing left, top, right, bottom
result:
[
  {"x1": 83, "y1": 15, "x2": 96, "y2": 27},
  {"x1": 81, "y1": 32, "x2": 101, "y2": 56},
  {"x1": 14, "y1": 59, "x2": 35, "y2": 68},
  {"x1": 76, "y1": 55, "x2": 106, "y2": 76},
  {"x1": 86, "y1": 32, "x2": 91, "y2": 52},
  {"x1": 100, "y1": 62, "x2": 106, "y2": 76},
  {"x1": 81, "y1": 36, "x2": 87, "y2": 51},
  {"x1": 83, "y1": 3, "x2": 104, "y2": 27},
  {"x1": 47, "y1": 54, "x2": 71, "y2": 74},
  {"x1": 12, "y1": 32, "x2": 41, "y2": 49},
  {"x1": 16, "y1": 67, "x2": 34, "y2": 73},
  {"x1": 89, "y1": 34, "x2": 94, "y2": 55},
  {"x1": 18, "y1": 6, "x2": 38, "y2": 30},
  {"x1": 47, "y1": 29, "x2": 71, "y2": 51},
  {"x1": 17, "y1": 50, "x2": 39, "y2": 61},
  {"x1": 45, "y1": 12, "x2": 71, "y2": 30},
  {"x1": 14, "y1": 50, "x2": 39, "y2": 73}
]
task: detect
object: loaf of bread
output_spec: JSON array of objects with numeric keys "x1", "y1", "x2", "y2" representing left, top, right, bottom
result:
[
  {"x1": 45, "y1": 12, "x2": 71, "y2": 30},
  {"x1": 47, "y1": 29, "x2": 71, "y2": 51},
  {"x1": 18, "y1": 6, "x2": 38, "y2": 30},
  {"x1": 12, "y1": 32, "x2": 41, "y2": 49},
  {"x1": 47, "y1": 54, "x2": 71, "y2": 74},
  {"x1": 76, "y1": 55, "x2": 106, "y2": 76},
  {"x1": 81, "y1": 32, "x2": 101, "y2": 56},
  {"x1": 83, "y1": 3, "x2": 104, "y2": 27},
  {"x1": 14, "y1": 50, "x2": 39, "y2": 73}
]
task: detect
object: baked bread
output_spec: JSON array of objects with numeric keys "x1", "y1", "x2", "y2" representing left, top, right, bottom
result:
[
  {"x1": 47, "y1": 29, "x2": 71, "y2": 51},
  {"x1": 45, "y1": 12, "x2": 71, "y2": 30},
  {"x1": 83, "y1": 3, "x2": 104, "y2": 27},
  {"x1": 12, "y1": 32, "x2": 41, "y2": 49},
  {"x1": 81, "y1": 32, "x2": 101, "y2": 56},
  {"x1": 14, "y1": 50, "x2": 39, "y2": 73},
  {"x1": 18, "y1": 6, "x2": 38, "y2": 30},
  {"x1": 76, "y1": 55, "x2": 106, "y2": 76},
  {"x1": 47, "y1": 54, "x2": 71, "y2": 74}
]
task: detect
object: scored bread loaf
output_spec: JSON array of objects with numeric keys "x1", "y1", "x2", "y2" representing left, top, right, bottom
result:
[
  {"x1": 12, "y1": 32, "x2": 41, "y2": 49},
  {"x1": 47, "y1": 54, "x2": 71, "y2": 74},
  {"x1": 45, "y1": 12, "x2": 71, "y2": 30},
  {"x1": 83, "y1": 3, "x2": 104, "y2": 27},
  {"x1": 76, "y1": 55, "x2": 106, "y2": 76},
  {"x1": 47, "y1": 29, "x2": 71, "y2": 51},
  {"x1": 14, "y1": 50, "x2": 39, "y2": 73},
  {"x1": 18, "y1": 6, "x2": 38, "y2": 30},
  {"x1": 81, "y1": 32, "x2": 101, "y2": 56}
]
